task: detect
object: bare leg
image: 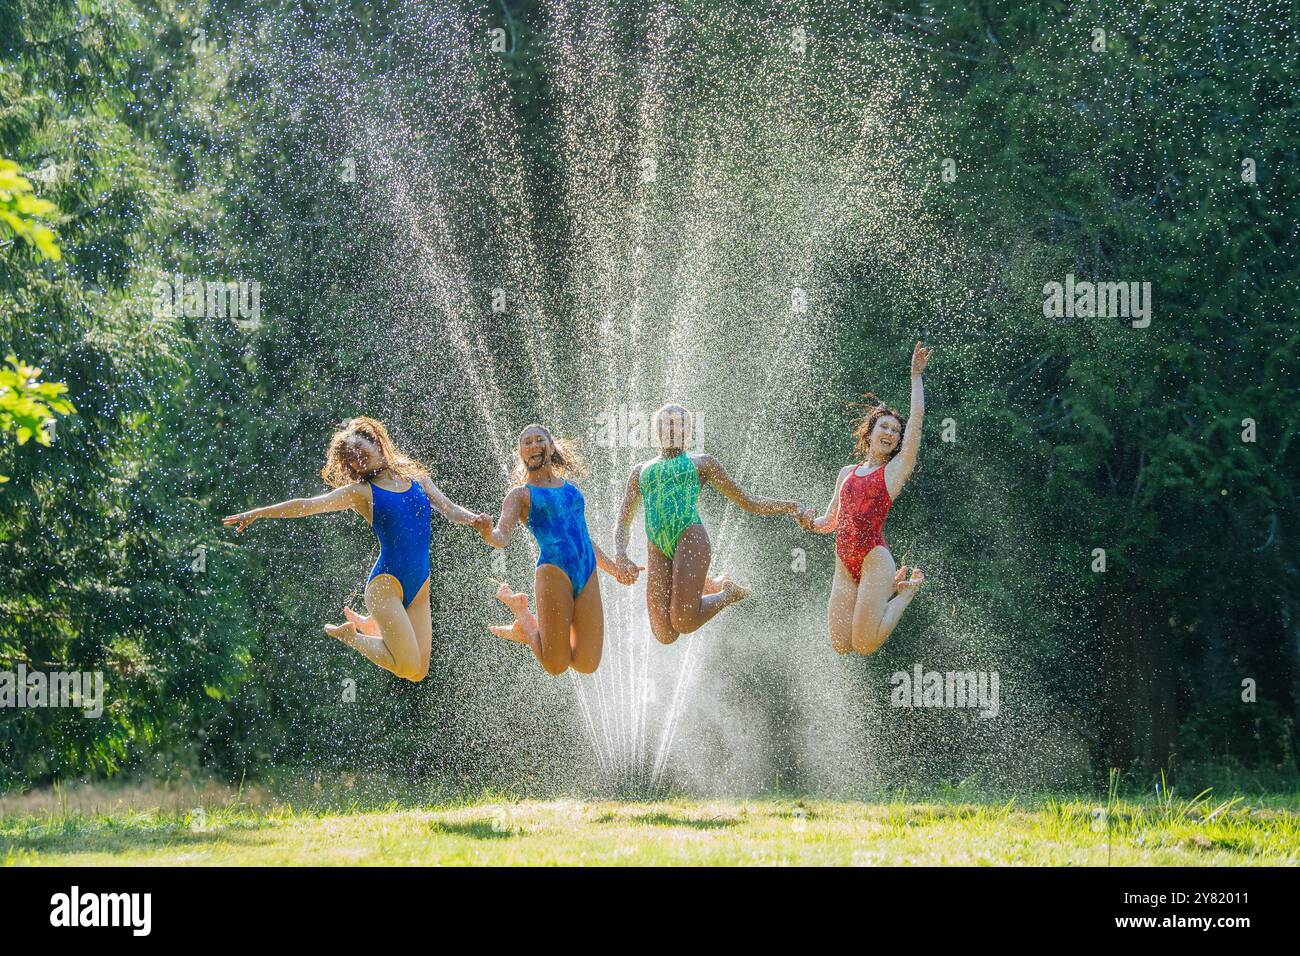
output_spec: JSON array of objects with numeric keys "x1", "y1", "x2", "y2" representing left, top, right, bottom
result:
[
  {"x1": 850, "y1": 548, "x2": 923, "y2": 656},
  {"x1": 878, "y1": 567, "x2": 924, "y2": 640},
  {"x1": 533, "y1": 565, "x2": 577, "y2": 675},
  {"x1": 325, "y1": 575, "x2": 427, "y2": 680},
  {"x1": 826, "y1": 558, "x2": 858, "y2": 655},
  {"x1": 406, "y1": 580, "x2": 433, "y2": 680},
  {"x1": 488, "y1": 570, "x2": 577, "y2": 675},
  {"x1": 645, "y1": 543, "x2": 679, "y2": 644},
  {"x1": 569, "y1": 570, "x2": 604, "y2": 674},
  {"x1": 490, "y1": 622, "x2": 531, "y2": 644},
  {"x1": 668, "y1": 523, "x2": 750, "y2": 635},
  {"x1": 492, "y1": 583, "x2": 540, "y2": 642},
  {"x1": 344, "y1": 606, "x2": 380, "y2": 636}
]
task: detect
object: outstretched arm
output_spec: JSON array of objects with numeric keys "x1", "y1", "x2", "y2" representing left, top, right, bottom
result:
[
  {"x1": 698, "y1": 454, "x2": 802, "y2": 517},
  {"x1": 223, "y1": 483, "x2": 365, "y2": 532},
  {"x1": 885, "y1": 341, "x2": 932, "y2": 498},
  {"x1": 613, "y1": 465, "x2": 644, "y2": 566},
  {"x1": 812, "y1": 465, "x2": 854, "y2": 534},
  {"x1": 479, "y1": 485, "x2": 527, "y2": 548},
  {"x1": 417, "y1": 474, "x2": 480, "y2": 527}
]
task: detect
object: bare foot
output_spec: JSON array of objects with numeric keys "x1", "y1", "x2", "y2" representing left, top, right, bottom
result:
[
  {"x1": 344, "y1": 606, "x2": 380, "y2": 636},
  {"x1": 490, "y1": 623, "x2": 532, "y2": 645},
  {"x1": 495, "y1": 582, "x2": 530, "y2": 616},
  {"x1": 893, "y1": 565, "x2": 909, "y2": 595},
  {"x1": 718, "y1": 576, "x2": 752, "y2": 608},
  {"x1": 493, "y1": 584, "x2": 539, "y2": 643},
  {"x1": 324, "y1": 622, "x2": 356, "y2": 644},
  {"x1": 897, "y1": 567, "x2": 925, "y2": 595}
]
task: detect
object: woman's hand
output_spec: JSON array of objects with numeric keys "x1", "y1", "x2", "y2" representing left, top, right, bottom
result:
[
  {"x1": 911, "y1": 340, "x2": 933, "y2": 377},
  {"x1": 223, "y1": 511, "x2": 259, "y2": 533},
  {"x1": 794, "y1": 506, "x2": 817, "y2": 531},
  {"x1": 470, "y1": 513, "x2": 494, "y2": 536},
  {"x1": 613, "y1": 554, "x2": 644, "y2": 586}
]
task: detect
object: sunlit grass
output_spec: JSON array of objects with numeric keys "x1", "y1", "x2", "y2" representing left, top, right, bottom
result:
[{"x1": 3, "y1": 779, "x2": 1298, "y2": 865}]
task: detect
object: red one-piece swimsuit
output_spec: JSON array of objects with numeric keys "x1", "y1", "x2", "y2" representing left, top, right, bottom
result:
[{"x1": 835, "y1": 464, "x2": 893, "y2": 583}]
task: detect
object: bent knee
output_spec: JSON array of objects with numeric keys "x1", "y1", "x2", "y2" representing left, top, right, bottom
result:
[
  {"x1": 651, "y1": 622, "x2": 680, "y2": 644},
  {"x1": 851, "y1": 631, "x2": 883, "y2": 656},
  {"x1": 540, "y1": 654, "x2": 570, "y2": 676},
  {"x1": 400, "y1": 664, "x2": 429, "y2": 682},
  {"x1": 668, "y1": 610, "x2": 701, "y2": 634},
  {"x1": 571, "y1": 655, "x2": 600, "y2": 674}
]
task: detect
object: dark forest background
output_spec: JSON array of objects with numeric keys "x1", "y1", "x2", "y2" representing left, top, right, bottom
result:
[{"x1": 1, "y1": 0, "x2": 1296, "y2": 794}]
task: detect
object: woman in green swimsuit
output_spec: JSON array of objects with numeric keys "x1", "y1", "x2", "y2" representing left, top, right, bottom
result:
[{"x1": 613, "y1": 404, "x2": 809, "y2": 644}]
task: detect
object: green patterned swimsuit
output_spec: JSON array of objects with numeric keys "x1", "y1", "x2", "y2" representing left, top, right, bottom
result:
[{"x1": 639, "y1": 453, "x2": 703, "y2": 559}]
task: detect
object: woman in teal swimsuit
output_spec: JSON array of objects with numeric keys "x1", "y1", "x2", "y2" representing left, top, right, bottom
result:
[
  {"x1": 477, "y1": 424, "x2": 640, "y2": 675},
  {"x1": 613, "y1": 404, "x2": 808, "y2": 644},
  {"x1": 223, "y1": 417, "x2": 489, "y2": 681}
]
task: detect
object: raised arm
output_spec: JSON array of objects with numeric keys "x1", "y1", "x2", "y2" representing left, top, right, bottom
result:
[
  {"x1": 417, "y1": 474, "x2": 479, "y2": 526},
  {"x1": 884, "y1": 341, "x2": 932, "y2": 499},
  {"x1": 697, "y1": 454, "x2": 802, "y2": 517},
  {"x1": 223, "y1": 483, "x2": 366, "y2": 532},
  {"x1": 811, "y1": 465, "x2": 855, "y2": 534},
  {"x1": 479, "y1": 485, "x2": 527, "y2": 548}
]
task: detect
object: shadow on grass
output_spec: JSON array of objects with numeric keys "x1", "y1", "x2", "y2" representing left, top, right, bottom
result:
[
  {"x1": 0, "y1": 826, "x2": 271, "y2": 859},
  {"x1": 594, "y1": 812, "x2": 738, "y2": 830},
  {"x1": 426, "y1": 819, "x2": 516, "y2": 840}
]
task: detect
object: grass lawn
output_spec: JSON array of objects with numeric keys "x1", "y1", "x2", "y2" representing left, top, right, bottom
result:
[{"x1": 3, "y1": 780, "x2": 1298, "y2": 866}]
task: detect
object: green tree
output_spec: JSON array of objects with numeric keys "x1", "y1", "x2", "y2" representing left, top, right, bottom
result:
[
  {"x1": 0, "y1": 0, "x2": 257, "y2": 785},
  {"x1": 0, "y1": 157, "x2": 75, "y2": 483}
]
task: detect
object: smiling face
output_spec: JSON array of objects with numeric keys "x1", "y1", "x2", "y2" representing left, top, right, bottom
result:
[
  {"x1": 342, "y1": 433, "x2": 384, "y2": 477},
  {"x1": 869, "y1": 414, "x2": 903, "y2": 460},
  {"x1": 321, "y1": 416, "x2": 418, "y2": 488},
  {"x1": 852, "y1": 401, "x2": 906, "y2": 464},
  {"x1": 518, "y1": 426, "x2": 552, "y2": 473}
]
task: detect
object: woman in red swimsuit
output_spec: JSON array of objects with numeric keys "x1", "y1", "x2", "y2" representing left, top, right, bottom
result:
[{"x1": 801, "y1": 341, "x2": 932, "y2": 655}]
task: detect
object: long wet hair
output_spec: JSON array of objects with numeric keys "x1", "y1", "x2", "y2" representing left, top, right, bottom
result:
[
  {"x1": 321, "y1": 416, "x2": 428, "y2": 488},
  {"x1": 511, "y1": 423, "x2": 589, "y2": 486},
  {"x1": 850, "y1": 393, "x2": 907, "y2": 462}
]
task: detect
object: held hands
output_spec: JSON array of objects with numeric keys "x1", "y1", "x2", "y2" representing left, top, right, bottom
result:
[
  {"x1": 613, "y1": 553, "x2": 644, "y2": 586},
  {"x1": 793, "y1": 506, "x2": 817, "y2": 532},
  {"x1": 469, "y1": 513, "x2": 494, "y2": 538},
  {"x1": 223, "y1": 511, "x2": 258, "y2": 533},
  {"x1": 911, "y1": 340, "x2": 933, "y2": 377}
]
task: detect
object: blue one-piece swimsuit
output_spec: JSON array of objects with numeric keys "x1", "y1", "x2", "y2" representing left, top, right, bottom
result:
[
  {"x1": 526, "y1": 481, "x2": 597, "y2": 598},
  {"x1": 367, "y1": 480, "x2": 432, "y2": 608}
]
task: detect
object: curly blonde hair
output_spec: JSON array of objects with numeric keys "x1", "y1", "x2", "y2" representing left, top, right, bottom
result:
[{"x1": 321, "y1": 417, "x2": 428, "y2": 488}]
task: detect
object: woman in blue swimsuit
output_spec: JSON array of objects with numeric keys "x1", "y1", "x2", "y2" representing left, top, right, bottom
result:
[
  {"x1": 224, "y1": 417, "x2": 489, "y2": 681},
  {"x1": 477, "y1": 424, "x2": 641, "y2": 675}
]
